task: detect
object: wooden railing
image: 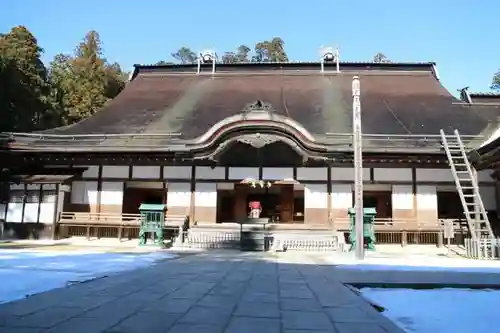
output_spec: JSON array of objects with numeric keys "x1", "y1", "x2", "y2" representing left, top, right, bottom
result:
[
  {"x1": 55, "y1": 212, "x2": 472, "y2": 247},
  {"x1": 333, "y1": 217, "x2": 469, "y2": 247},
  {"x1": 333, "y1": 217, "x2": 467, "y2": 231},
  {"x1": 57, "y1": 211, "x2": 188, "y2": 240}
]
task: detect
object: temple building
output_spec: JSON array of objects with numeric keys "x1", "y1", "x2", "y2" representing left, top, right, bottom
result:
[{"x1": 1, "y1": 57, "x2": 500, "y2": 245}]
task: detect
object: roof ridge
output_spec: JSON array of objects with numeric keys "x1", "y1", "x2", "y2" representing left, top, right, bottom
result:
[
  {"x1": 135, "y1": 60, "x2": 434, "y2": 68},
  {"x1": 469, "y1": 92, "x2": 500, "y2": 97}
]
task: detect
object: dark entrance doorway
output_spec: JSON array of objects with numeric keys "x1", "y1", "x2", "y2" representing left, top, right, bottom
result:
[{"x1": 122, "y1": 184, "x2": 165, "y2": 215}]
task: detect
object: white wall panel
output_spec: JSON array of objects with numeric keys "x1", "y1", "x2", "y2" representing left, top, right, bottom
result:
[
  {"x1": 167, "y1": 183, "x2": 191, "y2": 207},
  {"x1": 164, "y1": 166, "x2": 191, "y2": 179},
  {"x1": 416, "y1": 169, "x2": 453, "y2": 182},
  {"x1": 331, "y1": 184, "x2": 352, "y2": 209},
  {"x1": 262, "y1": 168, "x2": 293, "y2": 180},
  {"x1": 416, "y1": 185, "x2": 438, "y2": 210},
  {"x1": 296, "y1": 167, "x2": 328, "y2": 181},
  {"x1": 102, "y1": 166, "x2": 129, "y2": 179},
  {"x1": 228, "y1": 167, "x2": 259, "y2": 180},
  {"x1": 374, "y1": 168, "x2": 412, "y2": 182},
  {"x1": 364, "y1": 184, "x2": 391, "y2": 191},
  {"x1": 126, "y1": 181, "x2": 164, "y2": 189},
  {"x1": 478, "y1": 170, "x2": 494, "y2": 183},
  {"x1": 39, "y1": 186, "x2": 57, "y2": 223},
  {"x1": 195, "y1": 183, "x2": 217, "y2": 208},
  {"x1": 23, "y1": 203, "x2": 39, "y2": 223},
  {"x1": 0, "y1": 203, "x2": 6, "y2": 220},
  {"x1": 304, "y1": 184, "x2": 328, "y2": 209},
  {"x1": 392, "y1": 185, "x2": 413, "y2": 210},
  {"x1": 6, "y1": 204, "x2": 23, "y2": 223},
  {"x1": 217, "y1": 183, "x2": 234, "y2": 190},
  {"x1": 132, "y1": 166, "x2": 160, "y2": 179},
  {"x1": 196, "y1": 167, "x2": 225, "y2": 180},
  {"x1": 0, "y1": 203, "x2": 7, "y2": 221},
  {"x1": 480, "y1": 185, "x2": 496, "y2": 210},
  {"x1": 71, "y1": 181, "x2": 98, "y2": 204},
  {"x1": 100, "y1": 182, "x2": 124, "y2": 205},
  {"x1": 80, "y1": 166, "x2": 99, "y2": 178},
  {"x1": 331, "y1": 167, "x2": 370, "y2": 181}
]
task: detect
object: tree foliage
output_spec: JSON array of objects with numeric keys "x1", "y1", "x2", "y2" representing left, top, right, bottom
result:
[
  {"x1": 373, "y1": 52, "x2": 391, "y2": 63},
  {"x1": 171, "y1": 47, "x2": 197, "y2": 64},
  {"x1": 49, "y1": 31, "x2": 126, "y2": 124},
  {"x1": 0, "y1": 26, "x2": 127, "y2": 132},
  {"x1": 492, "y1": 70, "x2": 500, "y2": 91},
  {"x1": 253, "y1": 38, "x2": 288, "y2": 62},
  {"x1": 222, "y1": 45, "x2": 251, "y2": 64},
  {"x1": 0, "y1": 26, "x2": 51, "y2": 132},
  {"x1": 164, "y1": 39, "x2": 288, "y2": 66}
]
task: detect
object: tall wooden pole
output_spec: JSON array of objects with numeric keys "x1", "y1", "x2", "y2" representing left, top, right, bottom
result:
[{"x1": 352, "y1": 76, "x2": 365, "y2": 260}]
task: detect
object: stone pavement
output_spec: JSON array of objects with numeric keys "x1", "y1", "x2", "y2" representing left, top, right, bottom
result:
[{"x1": 0, "y1": 251, "x2": 404, "y2": 333}]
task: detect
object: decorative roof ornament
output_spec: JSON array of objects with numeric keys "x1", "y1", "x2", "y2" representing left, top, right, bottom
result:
[
  {"x1": 197, "y1": 49, "x2": 217, "y2": 75},
  {"x1": 240, "y1": 178, "x2": 273, "y2": 188},
  {"x1": 237, "y1": 133, "x2": 279, "y2": 149},
  {"x1": 241, "y1": 100, "x2": 276, "y2": 113},
  {"x1": 319, "y1": 45, "x2": 340, "y2": 73}
]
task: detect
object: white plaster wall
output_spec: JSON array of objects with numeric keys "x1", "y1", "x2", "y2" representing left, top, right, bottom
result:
[
  {"x1": 217, "y1": 183, "x2": 234, "y2": 190},
  {"x1": 262, "y1": 168, "x2": 294, "y2": 180},
  {"x1": 304, "y1": 184, "x2": 329, "y2": 209},
  {"x1": 6, "y1": 203, "x2": 23, "y2": 223},
  {"x1": 24, "y1": 202, "x2": 39, "y2": 223},
  {"x1": 477, "y1": 170, "x2": 495, "y2": 183},
  {"x1": 331, "y1": 168, "x2": 370, "y2": 181},
  {"x1": 436, "y1": 185, "x2": 456, "y2": 192},
  {"x1": 331, "y1": 184, "x2": 353, "y2": 209},
  {"x1": 102, "y1": 166, "x2": 129, "y2": 179},
  {"x1": 296, "y1": 167, "x2": 328, "y2": 181},
  {"x1": 228, "y1": 167, "x2": 259, "y2": 180},
  {"x1": 10, "y1": 184, "x2": 23, "y2": 190},
  {"x1": 416, "y1": 169, "x2": 453, "y2": 182},
  {"x1": 80, "y1": 166, "x2": 99, "y2": 178},
  {"x1": 100, "y1": 182, "x2": 124, "y2": 205},
  {"x1": 132, "y1": 166, "x2": 161, "y2": 179},
  {"x1": 374, "y1": 168, "x2": 412, "y2": 182},
  {"x1": 479, "y1": 185, "x2": 496, "y2": 211},
  {"x1": 39, "y1": 185, "x2": 57, "y2": 223},
  {"x1": 416, "y1": 185, "x2": 438, "y2": 210},
  {"x1": 0, "y1": 203, "x2": 6, "y2": 220},
  {"x1": 71, "y1": 181, "x2": 98, "y2": 204},
  {"x1": 126, "y1": 181, "x2": 164, "y2": 189},
  {"x1": 363, "y1": 184, "x2": 392, "y2": 191},
  {"x1": 164, "y1": 166, "x2": 191, "y2": 179},
  {"x1": 167, "y1": 183, "x2": 191, "y2": 207},
  {"x1": 195, "y1": 183, "x2": 217, "y2": 207},
  {"x1": 392, "y1": 185, "x2": 413, "y2": 210},
  {"x1": 196, "y1": 167, "x2": 225, "y2": 180},
  {"x1": 24, "y1": 185, "x2": 40, "y2": 222}
]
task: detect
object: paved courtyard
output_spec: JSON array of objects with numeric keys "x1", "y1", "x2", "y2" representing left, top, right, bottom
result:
[{"x1": 0, "y1": 251, "x2": 404, "y2": 333}]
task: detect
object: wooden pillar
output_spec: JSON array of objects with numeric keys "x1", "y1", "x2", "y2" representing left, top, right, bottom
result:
[
  {"x1": 280, "y1": 184, "x2": 294, "y2": 222},
  {"x1": 234, "y1": 184, "x2": 247, "y2": 221}
]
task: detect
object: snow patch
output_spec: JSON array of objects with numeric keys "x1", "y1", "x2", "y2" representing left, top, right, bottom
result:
[
  {"x1": 361, "y1": 288, "x2": 500, "y2": 333},
  {"x1": 0, "y1": 250, "x2": 176, "y2": 304}
]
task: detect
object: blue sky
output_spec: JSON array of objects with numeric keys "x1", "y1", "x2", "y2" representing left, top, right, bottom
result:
[{"x1": 1, "y1": 0, "x2": 498, "y2": 94}]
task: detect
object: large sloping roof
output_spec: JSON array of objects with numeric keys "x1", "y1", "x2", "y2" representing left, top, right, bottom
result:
[
  {"x1": 43, "y1": 62, "x2": 500, "y2": 138},
  {"x1": 4, "y1": 62, "x2": 500, "y2": 153}
]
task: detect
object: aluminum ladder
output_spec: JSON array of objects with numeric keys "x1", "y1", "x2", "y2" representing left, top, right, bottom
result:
[{"x1": 440, "y1": 129, "x2": 494, "y2": 241}]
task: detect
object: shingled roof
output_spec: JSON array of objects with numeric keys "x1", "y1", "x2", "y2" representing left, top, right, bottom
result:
[
  {"x1": 469, "y1": 92, "x2": 500, "y2": 105},
  {"x1": 4, "y1": 61, "x2": 500, "y2": 153}
]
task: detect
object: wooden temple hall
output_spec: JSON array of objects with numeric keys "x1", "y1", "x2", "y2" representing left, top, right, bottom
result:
[{"x1": 2, "y1": 51, "x2": 500, "y2": 249}]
